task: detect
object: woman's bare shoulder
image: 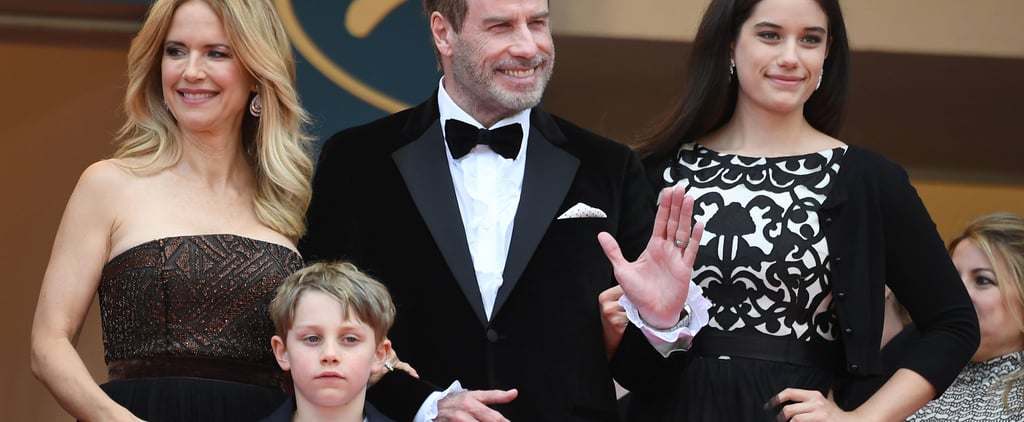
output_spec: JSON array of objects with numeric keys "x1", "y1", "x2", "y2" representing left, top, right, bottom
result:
[
  {"x1": 77, "y1": 159, "x2": 133, "y2": 190},
  {"x1": 78, "y1": 158, "x2": 159, "y2": 188}
]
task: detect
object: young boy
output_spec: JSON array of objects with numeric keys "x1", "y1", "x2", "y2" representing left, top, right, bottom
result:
[{"x1": 262, "y1": 262, "x2": 397, "y2": 422}]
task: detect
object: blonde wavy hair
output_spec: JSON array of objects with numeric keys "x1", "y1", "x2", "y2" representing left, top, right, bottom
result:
[
  {"x1": 115, "y1": 0, "x2": 313, "y2": 240},
  {"x1": 950, "y1": 212, "x2": 1024, "y2": 412}
]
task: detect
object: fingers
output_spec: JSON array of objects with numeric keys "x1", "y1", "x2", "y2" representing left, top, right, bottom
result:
[
  {"x1": 393, "y1": 360, "x2": 419, "y2": 378},
  {"x1": 437, "y1": 389, "x2": 518, "y2": 422},
  {"x1": 657, "y1": 186, "x2": 699, "y2": 252},
  {"x1": 598, "y1": 285, "x2": 624, "y2": 304},
  {"x1": 368, "y1": 360, "x2": 390, "y2": 385},
  {"x1": 599, "y1": 285, "x2": 627, "y2": 359},
  {"x1": 673, "y1": 193, "x2": 694, "y2": 247},
  {"x1": 599, "y1": 286, "x2": 627, "y2": 326},
  {"x1": 651, "y1": 188, "x2": 673, "y2": 241},
  {"x1": 383, "y1": 349, "x2": 399, "y2": 373},
  {"x1": 771, "y1": 388, "x2": 837, "y2": 422},
  {"x1": 664, "y1": 187, "x2": 683, "y2": 243},
  {"x1": 436, "y1": 407, "x2": 507, "y2": 422},
  {"x1": 370, "y1": 347, "x2": 420, "y2": 384},
  {"x1": 772, "y1": 388, "x2": 818, "y2": 406},
  {"x1": 599, "y1": 287, "x2": 626, "y2": 328},
  {"x1": 681, "y1": 220, "x2": 704, "y2": 264},
  {"x1": 597, "y1": 232, "x2": 626, "y2": 268},
  {"x1": 691, "y1": 219, "x2": 705, "y2": 245},
  {"x1": 470, "y1": 388, "x2": 518, "y2": 405}
]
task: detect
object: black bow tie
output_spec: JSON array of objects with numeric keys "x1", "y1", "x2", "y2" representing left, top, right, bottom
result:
[{"x1": 444, "y1": 119, "x2": 523, "y2": 159}]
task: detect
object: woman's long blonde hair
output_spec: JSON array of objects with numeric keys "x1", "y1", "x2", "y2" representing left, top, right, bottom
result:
[
  {"x1": 115, "y1": 0, "x2": 313, "y2": 240},
  {"x1": 950, "y1": 212, "x2": 1024, "y2": 412}
]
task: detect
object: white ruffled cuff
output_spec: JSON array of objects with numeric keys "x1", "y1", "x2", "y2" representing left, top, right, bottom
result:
[
  {"x1": 620, "y1": 281, "x2": 711, "y2": 357},
  {"x1": 414, "y1": 380, "x2": 467, "y2": 422}
]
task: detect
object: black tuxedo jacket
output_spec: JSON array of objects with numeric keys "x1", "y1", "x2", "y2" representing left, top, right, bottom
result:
[
  {"x1": 300, "y1": 95, "x2": 659, "y2": 421},
  {"x1": 259, "y1": 396, "x2": 394, "y2": 422}
]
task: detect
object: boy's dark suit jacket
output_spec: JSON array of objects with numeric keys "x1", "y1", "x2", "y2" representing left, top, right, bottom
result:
[
  {"x1": 259, "y1": 396, "x2": 394, "y2": 422},
  {"x1": 300, "y1": 94, "x2": 664, "y2": 421}
]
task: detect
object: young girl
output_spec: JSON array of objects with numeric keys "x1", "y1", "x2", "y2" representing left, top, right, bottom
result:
[{"x1": 614, "y1": 0, "x2": 979, "y2": 420}]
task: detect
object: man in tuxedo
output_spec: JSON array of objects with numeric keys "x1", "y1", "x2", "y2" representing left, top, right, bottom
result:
[{"x1": 300, "y1": 0, "x2": 703, "y2": 420}]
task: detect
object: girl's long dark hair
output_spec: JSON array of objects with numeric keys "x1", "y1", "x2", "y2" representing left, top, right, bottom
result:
[{"x1": 635, "y1": 0, "x2": 851, "y2": 165}]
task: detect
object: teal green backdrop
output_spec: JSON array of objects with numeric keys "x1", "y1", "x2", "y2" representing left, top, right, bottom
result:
[{"x1": 277, "y1": 1, "x2": 441, "y2": 151}]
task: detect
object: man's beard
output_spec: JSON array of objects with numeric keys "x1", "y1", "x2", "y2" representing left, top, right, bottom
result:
[{"x1": 449, "y1": 37, "x2": 555, "y2": 116}]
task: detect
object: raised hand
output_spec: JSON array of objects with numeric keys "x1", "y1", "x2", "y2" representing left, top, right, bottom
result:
[{"x1": 598, "y1": 186, "x2": 704, "y2": 329}]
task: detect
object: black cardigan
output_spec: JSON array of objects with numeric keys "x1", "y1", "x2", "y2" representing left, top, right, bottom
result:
[
  {"x1": 623, "y1": 145, "x2": 979, "y2": 397},
  {"x1": 817, "y1": 145, "x2": 977, "y2": 392}
]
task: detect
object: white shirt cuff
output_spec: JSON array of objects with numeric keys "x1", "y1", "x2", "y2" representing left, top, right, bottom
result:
[
  {"x1": 620, "y1": 281, "x2": 711, "y2": 357},
  {"x1": 413, "y1": 380, "x2": 467, "y2": 422}
]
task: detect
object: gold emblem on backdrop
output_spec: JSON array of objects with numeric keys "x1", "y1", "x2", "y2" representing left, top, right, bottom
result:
[{"x1": 275, "y1": 0, "x2": 411, "y2": 113}]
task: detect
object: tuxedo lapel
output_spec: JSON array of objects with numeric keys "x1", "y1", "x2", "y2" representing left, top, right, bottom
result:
[
  {"x1": 392, "y1": 121, "x2": 489, "y2": 326},
  {"x1": 492, "y1": 114, "x2": 579, "y2": 317}
]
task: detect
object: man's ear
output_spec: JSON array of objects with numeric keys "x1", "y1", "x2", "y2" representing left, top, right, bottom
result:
[
  {"x1": 430, "y1": 11, "x2": 455, "y2": 59},
  {"x1": 271, "y1": 335, "x2": 290, "y2": 371}
]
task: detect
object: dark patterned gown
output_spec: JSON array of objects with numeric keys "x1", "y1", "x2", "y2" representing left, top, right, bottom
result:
[
  {"x1": 98, "y1": 234, "x2": 302, "y2": 422},
  {"x1": 652, "y1": 143, "x2": 847, "y2": 421}
]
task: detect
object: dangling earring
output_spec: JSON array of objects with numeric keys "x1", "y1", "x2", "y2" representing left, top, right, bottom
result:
[
  {"x1": 729, "y1": 58, "x2": 735, "y2": 75},
  {"x1": 249, "y1": 93, "x2": 262, "y2": 117},
  {"x1": 815, "y1": 69, "x2": 823, "y2": 91}
]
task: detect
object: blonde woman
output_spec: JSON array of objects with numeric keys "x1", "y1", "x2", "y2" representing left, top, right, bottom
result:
[
  {"x1": 30, "y1": 0, "x2": 312, "y2": 420},
  {"x1": 910, "y1": 212, "x2": 1024, "y2": 420}
]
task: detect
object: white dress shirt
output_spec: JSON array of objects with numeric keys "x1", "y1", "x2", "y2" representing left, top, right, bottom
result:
[
  {"x1": 413, "y1": 79, "x2": 531, "y2": 422},
  {"x1": 437, "y1": 78, "x2": 530, "y2": 321}
]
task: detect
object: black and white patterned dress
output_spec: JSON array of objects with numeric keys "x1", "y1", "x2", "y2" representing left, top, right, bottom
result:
[
  {"x1": 907, "y1": 351, "x2": 1024, "y2": 421},
  {"x1": 658, "y1": 143, "x2": 848, "y2": 420}
]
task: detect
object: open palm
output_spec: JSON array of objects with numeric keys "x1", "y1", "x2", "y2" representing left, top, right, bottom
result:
[{"x1": 598, "y1": 186, "x2": 703, "y2": 329}]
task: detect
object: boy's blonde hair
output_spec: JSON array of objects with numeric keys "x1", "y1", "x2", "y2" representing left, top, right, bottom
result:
[{"x1": 270, "y1": 262, "x2": 395, "y2": 344}]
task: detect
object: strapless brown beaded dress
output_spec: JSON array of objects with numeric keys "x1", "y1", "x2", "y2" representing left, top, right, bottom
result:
[{"x1": 97, "y1": 234, "x2": 302, "y2": 422}]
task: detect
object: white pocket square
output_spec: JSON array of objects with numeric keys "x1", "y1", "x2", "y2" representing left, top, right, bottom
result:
[{"x1": 557, "y1": 202, "x2": 607, "y2": 220}]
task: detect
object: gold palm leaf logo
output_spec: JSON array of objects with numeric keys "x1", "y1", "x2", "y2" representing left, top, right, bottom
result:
[
  {"x1": 275, "y1": 0, "x2": 411, "y2": 113},
  {"x1": 345, "y1": 0, "x2": 405, "y2": 38}
]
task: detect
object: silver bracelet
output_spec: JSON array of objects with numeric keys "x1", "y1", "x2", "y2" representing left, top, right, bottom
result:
[{"x1": 645, "y1": 303, "x2": 692, "y2": 332}]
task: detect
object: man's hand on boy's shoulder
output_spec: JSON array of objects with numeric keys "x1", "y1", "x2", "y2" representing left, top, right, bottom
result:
[{"x1": 370, "y1": 346, "x2": 419, "y2": 386}]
